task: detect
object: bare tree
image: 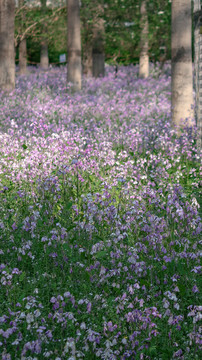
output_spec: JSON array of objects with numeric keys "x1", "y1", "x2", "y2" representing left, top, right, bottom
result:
[
  {"x1": 0, "y1": 0, "x2": 15, "y2": 91},
  {"x1": 171, "y1": 0, "x2": 194, "y2": 133},
  {"x1": 67, "y1": 0, "x2": 82, "y2": 90},
  {"x1": 139, "y1": 0, "x2": 149, "y2": 78}
]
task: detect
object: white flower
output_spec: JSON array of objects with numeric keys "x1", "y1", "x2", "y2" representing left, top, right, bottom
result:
[
  {"x1": 105, "y1": 340, "x2": 112, "y2": 348},
  {"x1": 163, "y1": 298, "x2": 170, "y2": 309},
  {"x1": 34, "y1": 309, "x2": 41, "y2": 318},
  {"x1": 19, "y1": 312, "x2": 26, "y2": 319},
  {"x1": 128, "y1": 256, "x2": 136, "y2": 264},
  {"x1": 80, "y1": 322, "x2": 86, "y2": 330},
  {"x1": 12, "y1": 339, "x2": 20, "y2": 345},
  {"x1": 174, "y1": 303, "x2": 180, "y2": 310},
  {"x1": 122, "y1": 338, "x2": 127, "y2": 344},
  {"x1": 176, "y1": 207, "x2": 184, "y2": 219},
  {"x1": 26, "y1": 313, "x2": 34, "y2": 324},
  {"x1": 164, "y1": 291, "x2": 177, "y2": 302}
]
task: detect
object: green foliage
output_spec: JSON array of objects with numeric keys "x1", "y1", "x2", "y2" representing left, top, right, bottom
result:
[
  {"x1": 15, "y1": 4, "x2": 67, "y2": 64},
  {"x1": 15, "y1": 0, "x2": 173, "y2": 65}
]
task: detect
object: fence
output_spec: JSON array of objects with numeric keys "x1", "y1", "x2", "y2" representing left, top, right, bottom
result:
[{"x1": 15, "y1": 59, "x2": 67, "y2": 66}]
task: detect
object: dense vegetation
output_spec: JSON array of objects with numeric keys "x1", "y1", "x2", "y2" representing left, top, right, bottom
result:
[
  {"x1": 15, "y1": 0, "x2": 172, "y2": 65},
  {"x1": 0, "y1": 64, "x2": 201, "y2": 359}
]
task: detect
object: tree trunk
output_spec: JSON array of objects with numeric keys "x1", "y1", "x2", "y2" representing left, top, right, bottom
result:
[
  {"x1": 83, "y1": 44, "x2": 93, "y2": 78},
  {"x1": 0, "y1": 0, "x2": 15, "y2": 91},
  {"x1": 67, "y1": 0, "x2": 82, "y2": 90},
  {"x1": 40, "y1": 0, "x2": 49, "y2": 70},
  {"x1": 40, "y1": 41, "x2": 49, "y2": 69},
  {"x1": 18, "y1": 0, "x2": 27, "y2": 74},
  {"x1": 19, "y1": 38, "x2": 27, "y2": 75},
  {"x1": 194, "y1": 3, "x2": 202, "y2": 151},
  {"x1": 92, "y1": 1, "x2": 105, "y2": 78},
  {"x1": 139, "y1": 0, "x2": 149, "y2": 79},
  {"x1": 171, "y1": 0, "x2": 194, "y2": 133}
]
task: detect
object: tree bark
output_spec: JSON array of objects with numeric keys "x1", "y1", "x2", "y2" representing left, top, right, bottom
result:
[
  {"x1": 194, "y1": 4, "x2": 202, "y2": 151},
  {"x1": 171, "y1": 0, "x2": 194, "y2": 133},
  {"x1": 40, "y1": 41, "x2": 49, "y2": 69},
  {"x1": 18, "y1": 0, "x2": 27, "y2": 74},
  {"x1": 92, "y1": 1, "x2": 105, "y2": 78},
  {"x1": 83, "y1": 44, "x2": 93, "y2": 78},
  {"x1": 40, "y1": 0, "x2": 49, "y2": 70},
  {"x1": 19, "y1": 38, "x2": 27, "y2": 75},
  {"x1": 67, "y1": 0, "x2": 82, "y2": 90},
  {"x1": 139, "y1": 0, "x2": 149, "y2": 79},
  {"x1": 0, "y1": 0, "x2": 15, "y2": 91}
]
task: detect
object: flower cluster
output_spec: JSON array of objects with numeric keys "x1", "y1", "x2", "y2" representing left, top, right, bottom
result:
[{"x1": 0, "y1": 63, "x2": 201, "y2": 359}]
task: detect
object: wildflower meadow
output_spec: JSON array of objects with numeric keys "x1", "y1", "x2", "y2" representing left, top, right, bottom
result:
[{"x1": 0, "y1": 64, "x2": 201, "y2": 360}]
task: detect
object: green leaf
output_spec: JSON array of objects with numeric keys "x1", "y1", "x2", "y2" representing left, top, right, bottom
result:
[
  {"x1": 95, "y1": 250, "x2": 108, "y2": 259},
  {"x1": 18, "y1": 293, "x2": 26, "y2": 303},
  {"x1": 149, "y1": 345, "x2": 157, "y2": 354},
  {"x1": 62, "y1": 243, "x2": 71, "y2": 251},
  {"x1": 19, "y1": 272, "x2": 26, "y2": 282},
  {"x1": 67, "y1": 224, "x2": 76, "y2": 231},
  {"x1": 22, "y1": 144, "x2": 27, "y2": 150},
  {"x1": 66, "y1": 201, "x2": 73, "y2": 210}
]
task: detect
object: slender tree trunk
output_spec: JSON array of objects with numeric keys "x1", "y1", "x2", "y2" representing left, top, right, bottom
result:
[
  {"x1": 14, "y1": 45, "x2": 16, "y2": 60},
  {"x1": 139, "y1": 0, "x2": 149, "y2": 79},
  {"x1": 92, "y1": 1, "x2": 105, "y2": 78},
  {"x1": 67, "y1": 0, "x2": 82, "y2": 90},
  {"x1": 40, "y1": 41, "x2": 49, "y2": 69},
  {"x1": 19, "y1": 38, "x2": 27, "y2": 75},
  {"x1": 0, "y1": 0, "x2": 15, "y2": 91},
  {"x1": 194, "y1": 3, "x2": 202, "y2": 151},
  {"x1": 18, "y1": 0, "x2": 27, "y2": 74},
  {"x1": 40, "y1": 0, "x2": 49, "y2": 70},
  {"x1": 171, "y1": 0, "x2": 194, "y2": 133},
  {"x1": 83, "y1": 44, "x2": 93, "y2": 77}
]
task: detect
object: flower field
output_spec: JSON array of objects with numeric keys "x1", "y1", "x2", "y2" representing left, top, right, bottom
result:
[{"x1": 0, "y1": 64, "x2": 201, "y2": 359}]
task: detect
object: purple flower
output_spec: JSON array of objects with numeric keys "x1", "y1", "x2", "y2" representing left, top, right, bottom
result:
[
  {"x1": 50, "y1": 297, "x2": 57, "y2": 303},
  {"x1": 173, "y1": 349, "x2": 183, "y2": 357},
  {"x1": 163, "y1": 256, "x2": 172, "y2": 263},
  {"x1": 87, "y1": 302, "x2": 92, "y2": 313},
  {"x1": 11, "y1": 222, "x2": 17, "y2": 230},
  {"x1": 192, "y1": 285, "x2": 199, "y2": 293},
  {"x1": 53, "y1": 302, "x2": 60, "y2": 310},
  {"x1": 45, "y1": 330, "x2": 53, "y2": 339}
]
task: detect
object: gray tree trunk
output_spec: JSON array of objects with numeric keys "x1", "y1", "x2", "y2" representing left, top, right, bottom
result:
[
  {"x1": 18, "y1": 0, "x2": 27, "y2": 75},
  {"x1": 67, "y1": 0, "x2": 82, "y2": 90},
  {"x1": 0, "y1": 0, "x2": 15, "y2": 91},
  {"x1": 139, "y1": 0, "x2": 149, "y2": 79},
  {"x1": 40, "y1": 41, "x2": 49, "y2": 69},
  {"x1": 92, "y1": 1, "x2": 105, "y2": 78},
  {"x1": 40, "y1": 0, "x2": 49, "y2": 70},
  {"x1": 171, "y1": 0, "x2": 194, "y2": 134},
  {"x1": 19, "y1": 38, "x2": 27, "y2": 75},
  {"x1": 83, "y1": 44, "x2": 93, "y2": 78},
  {"x1": 193, "y1": 1, "x2": 202, "y2": 151}
]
